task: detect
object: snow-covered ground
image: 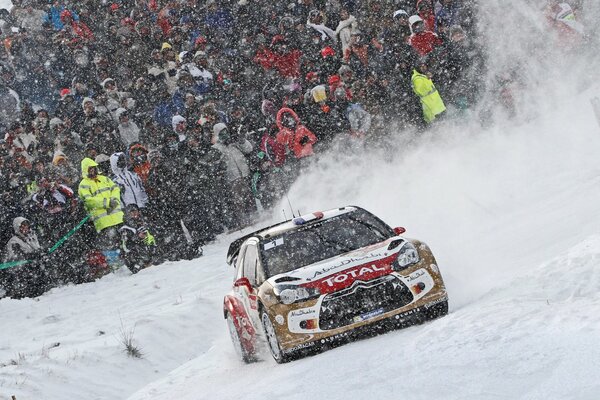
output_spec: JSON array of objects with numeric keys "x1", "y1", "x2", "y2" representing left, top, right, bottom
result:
[
  {"x1": 2, "y1": 82, "x2": 599, "y2": 399},
  {"x1": 2, "y1": 1, "x2": 600, "y2": 399}
]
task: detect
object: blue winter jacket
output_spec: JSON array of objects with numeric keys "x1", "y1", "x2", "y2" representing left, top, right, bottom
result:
[{"x1": 44, "y1": 5, "x2": 79, "y2": 31}]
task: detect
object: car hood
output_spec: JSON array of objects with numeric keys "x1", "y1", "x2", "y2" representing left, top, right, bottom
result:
[{"x1": 266, "y1": 237, "x2": 405, "y2": 293}]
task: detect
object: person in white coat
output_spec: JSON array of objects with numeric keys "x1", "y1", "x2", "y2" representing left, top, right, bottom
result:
[
  {"x1": 335, "y1": 9, "x2": 358, "y2": 55},
  {"x1": 109, "y1": 152, "x2": 148, "y2": 209},
  {"x1": 2, "y1": 217, "x2": 47, "y2": 298},
  {"x1": 4, "y1": 217, "x2": 41, "y2": 262},
  {"x1": 115, "y1": 108, "x2": 140, "y2": 148},
  {"x1": 211, "y1": 123, "x2": 255, "y2": 229}
]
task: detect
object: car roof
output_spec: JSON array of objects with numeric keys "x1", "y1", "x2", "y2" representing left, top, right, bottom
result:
[{"x1": 226, "y1": 206, "x2": 359, "y2": 265}]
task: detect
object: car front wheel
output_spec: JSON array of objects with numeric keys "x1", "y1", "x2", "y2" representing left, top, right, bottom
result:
[
  {"x1": 261, "y1": 310, "x2": 289, "y2": 363},
  {"x1": 226, "y1": 312, "x2": 255, "y2": 363}
]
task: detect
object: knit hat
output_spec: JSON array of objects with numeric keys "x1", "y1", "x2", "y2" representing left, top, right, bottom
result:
[
  {"x1": 95, "y1": 154, "x2": 110, "y2": 164},
  {"x1": 408, "y1": 15, "x2": 424, "y2": 27},
  {"x1": 52, "y1": 152, "x2": 67, "y2": 166}
]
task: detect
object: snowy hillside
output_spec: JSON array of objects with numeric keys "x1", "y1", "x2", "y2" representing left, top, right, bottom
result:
[
  {"x1": 2, "y1": 81, "x2": 600, "y2": 399},
  {"x1": 2, "y1": 1, "x2": 600, "y2": 399}
]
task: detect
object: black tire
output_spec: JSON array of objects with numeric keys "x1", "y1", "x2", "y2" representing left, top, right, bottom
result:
[
  {"x1": 226, "y1": 312, "x2": 255, "y2": 363},
  {"x1": 261, "y1": 310, "x2": 290, "y2": 364}
]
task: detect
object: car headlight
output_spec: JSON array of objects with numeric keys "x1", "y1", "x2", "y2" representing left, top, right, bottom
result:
[
  {"x1": 395, "y1": 242, "x2": 420, "y2": 270},
  {"x1": 275, "y1": 286, "x2": 321, "y2": 305}
]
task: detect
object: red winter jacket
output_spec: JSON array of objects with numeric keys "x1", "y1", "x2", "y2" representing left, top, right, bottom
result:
[
  {"x1": 416, "y1": 0, "x2": 436, "y2": 31},
  {"x1": 260, "y1": 132, "x2": 286, "y2": 167},
  {"x1": 409, "y1": 31, "x2": 443, "y2": 56},
  {"x1": 254, "y1": 48, "x2": 302, "y2": 79},
  {"x1": 60, "y1": 10, "x2": 94, "y2": 41},
  {"x1": 275, "y1": 108, "x2": 317, "y2": 159}
]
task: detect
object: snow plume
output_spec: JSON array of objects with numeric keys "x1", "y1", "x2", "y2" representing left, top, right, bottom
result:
[{"x1": 281, "y1": 1, "x2": 600, "y2": 308}]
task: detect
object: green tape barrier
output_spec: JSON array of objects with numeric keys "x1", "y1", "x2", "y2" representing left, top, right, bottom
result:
[{"x1": 0, "y1": 215, "x2": 90, "y2": 271}]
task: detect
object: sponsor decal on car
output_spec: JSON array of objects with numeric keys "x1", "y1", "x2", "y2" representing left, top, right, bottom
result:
[
  {"x1": 353, "y1": 307, "x2": 385, "y2": 323},
  {"x1": 323, "y1": 264, "x2": 388, "y2": 287},
  {"x1": 424, "y1": 296, "x2": 448, "y2": 309},
  {"x1": 290, "y1": 308, "x2": 317, "y2": 317},
  {"x1": 308, "y1": 252, "x2": 385, "y2": 279},
  {"x1": 282, "y1": 340, "x2": 317, "y2": 354},
  {"x1": 303, "y1": 253, "x2": 398, "y2": 293},
  {"x1": 394, "y1": 307, "x2": 422, "y2": 320},
  {"x1": 320, "y1": 331, "x2": 351, "y2": 344}
]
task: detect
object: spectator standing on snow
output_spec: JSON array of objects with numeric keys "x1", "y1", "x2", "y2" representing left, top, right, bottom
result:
[
  {"x1": 109, "y1": 152, "x2": 148, "y2": 210},
  {"x1": 408, "y1": 15, "x2": 443, "y2": 56},
  {"x1": 211, "y1": 123, "x2": 254, "y2": 230},
  {"x1": 275, "y1": 107, "x2": 318, "y2": 162},
  {"x1": 78, "y1": 157, "x2": 123, "y2": 257},
  {"x1": 115, "y1": 109, "x2": 141, "y2": 148},
  {"x1": 412, "y1": 58, "x2": 446, "y2": 124},
  {"x1": 1, "y1": 217, "x2": 48, "y2": 299}
]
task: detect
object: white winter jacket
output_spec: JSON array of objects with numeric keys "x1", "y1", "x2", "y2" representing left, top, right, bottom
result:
[
  {"x1": 212, "y1": 142, "x2": 251, "y2": 183},
  {"x1": 4, "y1": 217, "x2": 41, "y2": 262},
  {"x1": 336, "y1": 16, "x2": 358, "y2": 54},
  {"x1": 110, "y1": 153, "x2": 148, "y2": 209}
]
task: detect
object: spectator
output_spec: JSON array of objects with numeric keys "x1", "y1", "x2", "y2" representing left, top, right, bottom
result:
[
  {"x1": 335, "y1": 9, "x2": 358, "y2": 55},
  {"x1": 78, "y1": 157, "x2": 124, "y2": 263},
  {"x1": 412, "y1": 58, "x2": 447, "y2": 124},
  {"x1": 115, "y1": 108, "x2": 141, "y2": 147},
  {"x1": 275, "y1": 107, "x2": 318, "y2": 161},
  {"x1": 109, "y1": 152, "x2": 149, "y2": 210},
  {"x1": 211, "y1": 123, "x2": 254, "y2": 229},
  {"x1": 408, "y1": 15, "x2": 443, "y2": 56}
]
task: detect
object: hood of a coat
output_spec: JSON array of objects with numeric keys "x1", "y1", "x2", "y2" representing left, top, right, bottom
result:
[
  {"x1": 408, "y1": 15, "x2": 424, "y2": 34},
  {"x1": 13, "y1": 216, "x2": 29, "y2": 234},
  {"x1": 81, "y1": 157, "x2": 99, "y2": 178},
  {"x1": 276, "y1": 107, "x2": 300, "y2": 130}
]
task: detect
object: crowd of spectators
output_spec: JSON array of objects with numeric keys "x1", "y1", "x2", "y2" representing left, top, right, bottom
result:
[{"x1": 0, "y1": 0, "x2": 586, "y2": 298}]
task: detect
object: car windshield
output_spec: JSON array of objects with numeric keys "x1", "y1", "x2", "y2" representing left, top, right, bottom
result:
[{"x1": 260, "y1": 209, "x2": 394, "y2": 278}]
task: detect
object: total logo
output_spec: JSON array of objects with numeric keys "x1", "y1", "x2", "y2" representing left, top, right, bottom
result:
[{"x1": 323, "y1": 264, "x2": 387, "y2": 287}]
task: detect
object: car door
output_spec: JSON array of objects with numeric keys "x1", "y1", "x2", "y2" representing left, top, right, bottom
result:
[{"x1": 235, "y1": 240, "x2": 261, "y2": 329}]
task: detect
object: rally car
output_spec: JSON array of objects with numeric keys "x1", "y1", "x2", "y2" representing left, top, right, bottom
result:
[{"x1": 223, "y1": 206, "x2": 448, "y2": 363}]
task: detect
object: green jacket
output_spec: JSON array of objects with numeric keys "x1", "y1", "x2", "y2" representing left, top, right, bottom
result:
[
  {"x1": 412, "y1": 69, "x2": 446, "y2": 123},
  {"x1": 78, "y1": 158, "x2": 123, "y2": 232}
]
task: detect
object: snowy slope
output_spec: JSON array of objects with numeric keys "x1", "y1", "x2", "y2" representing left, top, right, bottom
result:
[
  {"x1": 2, "y1": 82, "x2": 599, "y2": 399},
  {"x1": 3, "y1": 1, "x2": 600, "y2": 399}
]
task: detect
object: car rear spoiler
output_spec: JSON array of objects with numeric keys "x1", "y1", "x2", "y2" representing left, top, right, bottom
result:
[{"x1": 226, "y1": 233, "x2": 254, "y2": 266}]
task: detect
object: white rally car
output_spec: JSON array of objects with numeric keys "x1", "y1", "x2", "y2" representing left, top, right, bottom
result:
[{"x1": 223, "y1": 206, "x2": 448, "y2": 363}]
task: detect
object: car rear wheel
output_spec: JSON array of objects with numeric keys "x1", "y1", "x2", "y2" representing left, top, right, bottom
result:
[
  {"x1": 261, "y1": 310, "x2": 288, "y2": 364},
  {"x1": 226, "y1": 312, "x2": 255, "y2": 363}
]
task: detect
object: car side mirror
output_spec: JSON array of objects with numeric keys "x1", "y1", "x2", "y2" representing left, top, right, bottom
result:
[
  {"x1": 393, "y1": 227, "x2": 406, "y2": 235},
  {"x1": 234, "y1": 277, "x2": 253, "y2": 292}
]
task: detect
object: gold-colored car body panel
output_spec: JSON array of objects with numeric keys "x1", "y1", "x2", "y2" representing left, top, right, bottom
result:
[{"x1": 257, "y1": 239, "x2": 447, "y2": 352}]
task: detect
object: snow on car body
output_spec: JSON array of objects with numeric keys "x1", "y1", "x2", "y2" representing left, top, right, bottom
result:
[{"x1": 223, "y1": 206, "x2": 448, "y2": 363}]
